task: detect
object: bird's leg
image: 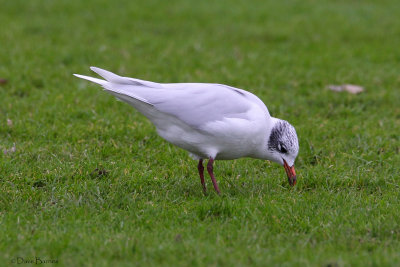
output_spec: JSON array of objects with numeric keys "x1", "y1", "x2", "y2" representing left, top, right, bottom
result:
[
  {"x1": 198, "y1": 159, "x2": 207, "y2": 194},
  {"x1": 207, "y1": 158, "x2": 221, "y2": 194}
]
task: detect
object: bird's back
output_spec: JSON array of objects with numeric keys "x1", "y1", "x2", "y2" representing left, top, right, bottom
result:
[{"x1": 74, "y1": 67, "x2": 271, "y2": 159}]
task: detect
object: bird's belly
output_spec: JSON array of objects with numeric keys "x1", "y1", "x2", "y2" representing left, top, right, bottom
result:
[
  {"x1": 157, "y1": 126, "x2": 252, "y2": 160},
  {"x1": 214, "y1": 150, "x2": 245, "y2": 160},
  {"x1": 153, "y1": 114, "x2": 262, "y2": 160}
]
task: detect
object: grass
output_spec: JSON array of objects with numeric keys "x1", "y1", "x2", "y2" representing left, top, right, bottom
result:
[{"x1": 1, "y1": 0, "x2": 400, "y2": 266}]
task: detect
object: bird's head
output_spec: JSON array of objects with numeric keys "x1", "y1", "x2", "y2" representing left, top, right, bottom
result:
[{"x1": 266, "y1": 119, "x2": 299, "y2": 186}]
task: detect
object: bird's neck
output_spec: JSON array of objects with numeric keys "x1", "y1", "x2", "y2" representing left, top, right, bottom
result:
[{"x1": 248, "y1": 116, "x2": 280, "y2": 160}]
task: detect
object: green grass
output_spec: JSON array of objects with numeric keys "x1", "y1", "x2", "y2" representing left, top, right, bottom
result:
[{"x1": 1, "y1": 0, "x2": 400, "y2": 266}]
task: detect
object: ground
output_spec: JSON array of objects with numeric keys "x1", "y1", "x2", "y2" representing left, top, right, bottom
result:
[{"x1": 1, "y1": 0, "x2": 400, "y2": 266}]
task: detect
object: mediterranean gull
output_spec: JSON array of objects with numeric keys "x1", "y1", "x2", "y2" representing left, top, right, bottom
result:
[{"x1": 74, "y1": 67, "x2": 299, "y2": 194}]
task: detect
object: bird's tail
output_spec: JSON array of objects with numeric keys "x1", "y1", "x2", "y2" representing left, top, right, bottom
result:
[
  {"x1": 73, "y1": 66, "x2": 127, "y2": 85},
  {"x1": 73, "y1": 73, "x2": 107, "y2": 86},
  {"x1": 74, "y1": 66, "x2": 163, "y2": 88},
  {"x1": 74, "y1": 67, "x2": 154, "y2": 106}
]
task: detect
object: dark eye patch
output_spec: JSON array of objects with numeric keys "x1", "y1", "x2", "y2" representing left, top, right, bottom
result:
[
  {"x1": 279, "y1": 143, "x2": 287, "y2": 154},
  {"x1": 268, "y1": 120, "x2": 295, "y2": 155}
]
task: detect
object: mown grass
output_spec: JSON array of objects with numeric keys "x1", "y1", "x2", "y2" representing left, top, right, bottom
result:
[{"x1": 1, "y1": 0, "x2": 400, "y2": 266}]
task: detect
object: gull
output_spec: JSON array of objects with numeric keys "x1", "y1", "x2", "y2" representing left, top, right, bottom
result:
[{"x1": 74, "y1": 67, "x2": 299, "y2": 194}]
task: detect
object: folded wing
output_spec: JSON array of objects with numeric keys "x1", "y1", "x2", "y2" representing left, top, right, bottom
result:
[{"x1": 76, "y1": 67, "x2": 270, "y2": 129}]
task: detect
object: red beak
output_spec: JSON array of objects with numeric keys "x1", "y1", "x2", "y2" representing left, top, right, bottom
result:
[{"x1": 283, "y1": 159, "x2": 297, "y2": 186}]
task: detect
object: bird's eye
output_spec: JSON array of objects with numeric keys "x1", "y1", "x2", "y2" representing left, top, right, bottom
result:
[{"x1": 279, "y1": 143, "x2": 287, "y2": 154}]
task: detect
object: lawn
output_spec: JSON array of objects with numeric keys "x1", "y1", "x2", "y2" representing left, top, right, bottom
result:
[{"x1": 1, "y1": 0, "x2": 400, "y2": 266}]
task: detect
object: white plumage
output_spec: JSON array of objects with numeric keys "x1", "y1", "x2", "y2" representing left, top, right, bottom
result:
[{"x1": 74, "y1": 67, "x2": 299, "y2": 193}]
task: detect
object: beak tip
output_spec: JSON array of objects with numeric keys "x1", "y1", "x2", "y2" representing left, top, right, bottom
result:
[
  {"x1": 288, "y1": 176, "x2": 297, "y2": 186},
  {"x1": 283, "y1": 160, "x2": 297, "y2": 186}
]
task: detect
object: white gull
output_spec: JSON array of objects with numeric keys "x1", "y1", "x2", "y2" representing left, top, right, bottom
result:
[{"x1": 74, "y1": 67, "x2": 299, "y2": 194}]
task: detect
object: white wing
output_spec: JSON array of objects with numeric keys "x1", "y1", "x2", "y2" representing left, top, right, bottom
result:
[{"x1": 74, "y1": 67, "x2": 270, "y2": 129}]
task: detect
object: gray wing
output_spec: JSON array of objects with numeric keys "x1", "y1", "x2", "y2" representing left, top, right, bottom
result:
[
  {"x1": 79, "y1": 67, "x2": 269, "y2": 128},
  {"x1": 104, "y1": 82, "x2": 264, "y2": 128},
  {"x1": 150, "y1": 83, "x2": 256, "y2": 127}
]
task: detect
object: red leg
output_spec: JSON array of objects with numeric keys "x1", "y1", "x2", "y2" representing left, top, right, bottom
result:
[
  {"x1": 207, "y1": 158, "x2": 221, "y2": 194},
  {"x1": 198, "y1": 159, "x2": 207, "y2": 194}
]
